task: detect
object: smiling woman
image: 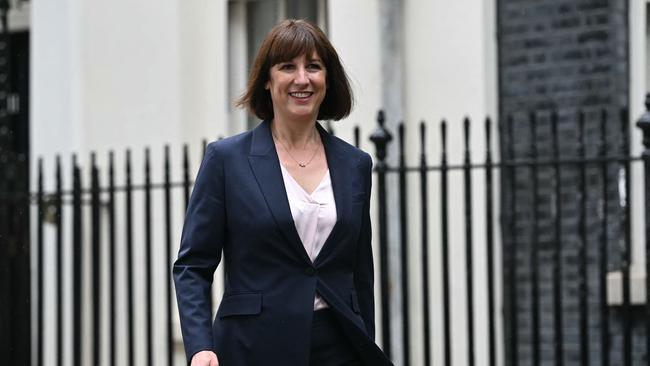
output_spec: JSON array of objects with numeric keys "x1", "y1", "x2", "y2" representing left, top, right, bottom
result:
[
  {"x1": 227, "y1": 0, "x2": 329, "y2": 131},
  {"x1": 265, "y1": 53, "x2": 327, "y2": 121},
  {"x1": 173, "y1": 19, "x2": 392, "y2": 366},
  {"x1": 265, "y1": 52, "x2": 328, "y2": 125},
  {"x1": 236, "y1": 19, "x2": 352, "y2": 122}
]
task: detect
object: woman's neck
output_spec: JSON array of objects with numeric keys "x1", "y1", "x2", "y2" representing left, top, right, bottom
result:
[{"x1": 271, "y1": 116, "x2": 319, "y2": 148}]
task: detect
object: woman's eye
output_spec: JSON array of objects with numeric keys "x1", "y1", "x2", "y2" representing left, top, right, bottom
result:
[
  {"x1": 308, "y1": 63, "x2": 322, "y2": 70},
  {"x1": 279, "y1": 64, "x2": 294, "y2": 70}
]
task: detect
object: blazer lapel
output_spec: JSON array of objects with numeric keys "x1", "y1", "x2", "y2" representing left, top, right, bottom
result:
[
  {"x1": 248, "y1": 120, "x2": 312, "y2": 265},
  {"x1": 313, "y1": 123, "x2": 352, "y2": 266}
]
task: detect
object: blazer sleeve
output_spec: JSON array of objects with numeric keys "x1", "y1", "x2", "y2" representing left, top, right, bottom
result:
[
  {"x1": 173, "y1": 142, "x2": 226, "y2": 363},
  {"x1": 353, "y1": 152, "x2": 375, "y2": 340}
]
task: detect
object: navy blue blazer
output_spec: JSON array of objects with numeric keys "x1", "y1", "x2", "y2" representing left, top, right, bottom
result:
[{"x1": 173, "y1": 120, "x2": 393, "y2": 366}]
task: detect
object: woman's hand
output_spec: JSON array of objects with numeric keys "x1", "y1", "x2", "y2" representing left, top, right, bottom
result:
[{"x1": 191, "y1": 350, "x2": 219, "y2": 366}]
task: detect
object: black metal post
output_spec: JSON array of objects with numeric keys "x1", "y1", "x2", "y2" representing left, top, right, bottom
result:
[
  {"x1": 397, "y1": 122, "x2": 410, "y2": 366},
  {"x1": 355, "y1": 126, "x2": 360, "y2": 148},
  {"x1": 463, "y1": 117, "x2": 475, "y2": 366},
  {"x1": 441, "y1": 119, "x2": 451, "y2": 366},
  {"x1": 484, "y1": 117, "x2": 496, "y2": 366},
  {"x1": 145, "y1": 148, "x2": 153, "y2": 366},
  {"x1": 55, "y1": 156, "x2": 63, "y2": 366},
  {"x1": 164, "y1": 145, "x2": 174, "y2": 366},
  {"x1": 369, "y1": 110, "x2": 392, "y2": 359},
  {"x1": 183, "y1": 145, "x2": 190, "y2": 210},
  {"x1": 419, "y1": 121, "x2": 431, "y2": 366},
  {"x1": 91, "y1": 153, "x2": 101, "y2": 366},
  {"x1": 125, "y1": 150, "x2": 135, "y2": 366},
  {"x1": 72, "y1": 155, "x2": 82, "y2": 366},
  {"x1": 108, "y1": 152, "x2": 116, "y2": 366}
]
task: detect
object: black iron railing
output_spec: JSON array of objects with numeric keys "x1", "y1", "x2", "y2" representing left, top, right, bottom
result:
[
  {"x1": 368, "y1": 101, "x2": 644, "y2": 366},
  {"x1": 29, "y1": 145, "x2": 208, "y2": 366}
]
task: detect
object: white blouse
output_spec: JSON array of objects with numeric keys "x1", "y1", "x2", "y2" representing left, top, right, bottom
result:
[{"x1": 280, "y1": 164, "x2": 337, "y2": 311}]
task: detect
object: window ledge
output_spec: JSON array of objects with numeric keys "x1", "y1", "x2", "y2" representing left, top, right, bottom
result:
[{"x1": 607, "y1": 270, "x2": 647, "y2": 305}]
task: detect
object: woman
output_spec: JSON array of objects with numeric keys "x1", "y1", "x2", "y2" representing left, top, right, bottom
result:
[{"x1": 173, "y1": 19, "x2": 392, "y2": 366}]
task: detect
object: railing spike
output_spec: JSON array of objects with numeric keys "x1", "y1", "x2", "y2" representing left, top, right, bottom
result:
[
  {"x1": 419, "y1": 120, "x2": 426, "y2": 154},
  {"x1": 464, "y1": 116, "x2": 470, "y2": 147}
]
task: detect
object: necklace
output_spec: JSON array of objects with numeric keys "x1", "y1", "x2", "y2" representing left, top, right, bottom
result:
[{"x1": 272, "y1": 127, "x2": 320, "y2": 168}]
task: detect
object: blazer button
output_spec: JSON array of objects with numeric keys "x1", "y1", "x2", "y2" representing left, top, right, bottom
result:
[{"x1": 304, "y1": 267, "x2": 317, "y2": 276}]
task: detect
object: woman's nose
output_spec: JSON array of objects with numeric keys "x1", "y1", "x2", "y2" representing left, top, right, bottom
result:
[{"x1": 293, "y1": 67, "x2": 309, "y2": 84}]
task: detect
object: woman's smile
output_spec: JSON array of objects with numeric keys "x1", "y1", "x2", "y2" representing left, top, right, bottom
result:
[
  {"x1": 289, "y1": 91, "x2": 313, "y2": 98},
  {"x1": 289, "y1": 91, "x2": 316, "y2": 105}
]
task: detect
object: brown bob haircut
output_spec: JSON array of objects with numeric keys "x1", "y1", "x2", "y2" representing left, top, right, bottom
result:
[{"x1": 235, "y1": 19, "x2": 353, "y2": 121}]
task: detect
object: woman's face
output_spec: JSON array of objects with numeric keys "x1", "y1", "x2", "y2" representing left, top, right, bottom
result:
[{"x1": 266, "y1": 52, "x2": 327, "y2": 123}]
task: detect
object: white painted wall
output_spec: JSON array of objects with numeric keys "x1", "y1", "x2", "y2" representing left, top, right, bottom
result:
[
  {"x1": 178, "y1": 0, "x2": 229, "y2": 144},
  {"x1": 31, "y1": 2, "x2": 83, "y2": 364},
  {"x1": 32, "y1": 0, "x2": 228, "y2": 172},
  {"x1": 80, "y1": 1, "x2": 180, "y2": 154},
  {"x1": 403, "y1": 0, "x2": 500, "y2": 365},
  {"x1": 31, "y1": 0, "x2": 82, "y2": 175},
  {"x1": 328, "y1": 0, "x2": 384, "y2": 349},
  {"x1": 629, "y1": 0, "x2": 648, "y2": 293},
  {"x1": 31, "y1": 1, "x2": 228, "y2": 365},
  {"x1": 323, "y1": 0, "x2": 382, "y2": 154}
]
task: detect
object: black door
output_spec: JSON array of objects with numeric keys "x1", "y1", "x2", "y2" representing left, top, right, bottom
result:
[{"x1": 0, "y1": 29, "x2": 30, "y2": 364}]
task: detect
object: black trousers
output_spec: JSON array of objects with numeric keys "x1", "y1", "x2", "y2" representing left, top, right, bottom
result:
[{"x1": 309, "y1": 309, "x2": 362, "y2": 366}]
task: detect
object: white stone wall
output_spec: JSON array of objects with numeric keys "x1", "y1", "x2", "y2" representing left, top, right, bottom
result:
[
  {"x1": 31, "y1": 1, "x2": 228, "y2": 365},
  {"x1": 629, "y1": 0, "x2": 649, "y2": 279},
  {"x1": 401, "y1": 1, "x2": 500, "y2": 365},
  {"x1": 32, "y1": 0, "x2": 228, "y2": 168}
]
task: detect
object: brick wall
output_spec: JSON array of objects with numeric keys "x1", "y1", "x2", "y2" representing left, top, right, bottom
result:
[{"x1": 497, "y1": 0, "x2": 638, "y2": 365}]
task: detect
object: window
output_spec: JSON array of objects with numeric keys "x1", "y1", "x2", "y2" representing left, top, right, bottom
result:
[{"x1": 228, "y1": 0, "x2": 328, "y2": 132}]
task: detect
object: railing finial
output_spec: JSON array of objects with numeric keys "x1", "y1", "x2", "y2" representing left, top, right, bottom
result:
[
  {"x1": 370, "y1": 109, "x2": 393, "y2": 163},
  {"x1": 636, "y1": 93, "x2": 650, "y2": 151}
]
